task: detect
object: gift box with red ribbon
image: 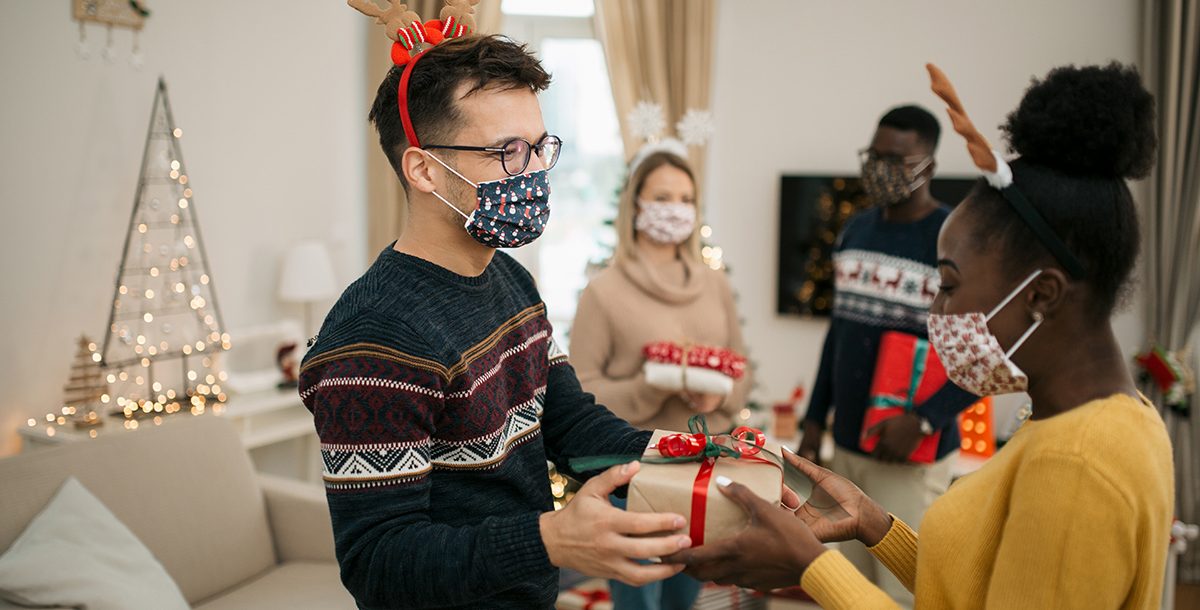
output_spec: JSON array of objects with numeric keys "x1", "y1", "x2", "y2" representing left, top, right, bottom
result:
[
  {"x1": 625, "y1": 418, "x2": 783, "y2": 547},
  {"x1": 555, "y1": 579, "x2": 612, "y2": 610},
  {"x1": 859, "y1": 331, "x2": 948, "y2": 464},
  {"x1": 642, "y1": 341, "x2": 747, "y2": 396}
]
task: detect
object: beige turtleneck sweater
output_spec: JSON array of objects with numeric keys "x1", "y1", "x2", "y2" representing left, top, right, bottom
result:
[{"x1": 570, "y1": 254, "x2": 751, "y2": 433}]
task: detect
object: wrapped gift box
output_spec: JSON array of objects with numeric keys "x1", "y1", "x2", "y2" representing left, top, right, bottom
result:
[
  {"x1": 642, "y1": 342, "x2": 747, "y2": 395},
  {"x1": 860, "y1": 330, "x2": 948, "y2": 464},
  {"x1": 626, "y1": 429, "x2": 783, "y2": 546},
  {"x1": 555, "y1": 579, "x2": 612, "y2": 610}
]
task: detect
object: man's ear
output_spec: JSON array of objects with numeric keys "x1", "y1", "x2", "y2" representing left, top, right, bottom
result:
[
  {"x1": 403, "y1": 148, "x2": 438, "y2": 194},
  {"x1": 1027, "y1": 268, "x2": 1068, "y2": 320}
]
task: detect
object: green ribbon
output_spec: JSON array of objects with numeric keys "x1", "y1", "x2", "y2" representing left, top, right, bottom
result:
[
  {"x1": 569, "y1": 415, "x2": 742, "y2": 472},
  {"x1": 869, "y1": 338, "x2": 929, "y2": 412}
]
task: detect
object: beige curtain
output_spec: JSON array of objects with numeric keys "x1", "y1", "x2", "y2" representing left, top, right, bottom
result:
[
  {"x1": 364, "y1": 1, "x2": 505, "y2": 254},
  {"x1": 1140, "y1": 0, "x2": 1200, "y2": 583},
  {"x1": 593, "y1": 0, "x2": 715, "y2": 190}
]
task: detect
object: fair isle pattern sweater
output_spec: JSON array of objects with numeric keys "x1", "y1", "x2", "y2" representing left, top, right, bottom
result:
[
  {"x1": 806, "y1": 206, "x2": 977, "y2": 460},
  {"x1": 300, "y1": 246, "x2": 651, "y2": 610}
]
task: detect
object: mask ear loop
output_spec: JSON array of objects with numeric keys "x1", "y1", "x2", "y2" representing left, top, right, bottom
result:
[
  {"x1": 909, "y1": 157, "x2": 933, "y2": 191},
  {"x1": 424, "y1": 151, "x2": 479, "y2": 226},
  {"x1": 984, "y1": 269, "x2": 1045, "y2": 357}
]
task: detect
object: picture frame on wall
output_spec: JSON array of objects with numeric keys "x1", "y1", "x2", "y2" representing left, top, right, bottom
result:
[{"x1": 777, "y1": 174, "x2": 977, "y2": 317}]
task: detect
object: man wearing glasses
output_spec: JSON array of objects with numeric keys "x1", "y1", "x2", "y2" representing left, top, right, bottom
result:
[
  {"x1": 299, "y1": 36, "x2": 690, "y2": 610},
  {"x1": 798, "y1": 106, "x2": 977, "y2": 607}
]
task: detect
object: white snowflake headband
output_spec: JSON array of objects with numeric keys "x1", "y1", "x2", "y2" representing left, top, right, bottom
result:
[{"x1": 626, "y1": 101, "x2": 715, "y2": 174}]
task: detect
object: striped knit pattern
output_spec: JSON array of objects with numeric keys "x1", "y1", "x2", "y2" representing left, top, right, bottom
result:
[
  {"x1": 807, "y1": 206, "x2": 977, "y2": 460},
  {"x1": 299, "y1": 246, "x2": 650, "y2": 610}
]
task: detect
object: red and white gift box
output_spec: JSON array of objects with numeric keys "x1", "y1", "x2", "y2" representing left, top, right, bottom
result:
[{"x1": 642, "y1": 341, "x2": 747, "y2": 396}]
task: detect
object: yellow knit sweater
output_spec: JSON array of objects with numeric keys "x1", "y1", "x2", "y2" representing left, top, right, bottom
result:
[{"x1": 801, "y1": 393, "x2": 1174, "y2": 609}]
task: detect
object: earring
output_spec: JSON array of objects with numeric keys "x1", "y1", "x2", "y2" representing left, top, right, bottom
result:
[{"x1": 1032, "y1": 312, "x2": 1044, "y2": 322}]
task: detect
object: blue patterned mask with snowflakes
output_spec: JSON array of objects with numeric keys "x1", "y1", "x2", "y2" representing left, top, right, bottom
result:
[{"x1": 426, "y1": 152, "x2": 551, "y2": 249}]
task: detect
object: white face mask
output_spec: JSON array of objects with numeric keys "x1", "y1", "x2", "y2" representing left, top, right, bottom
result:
[
  {"x1": 636, "y1": 200, "x2": 696, "y2": 245},
  {"x1": 927, "y1": 270, "x2": 1044, "y2": 396}
]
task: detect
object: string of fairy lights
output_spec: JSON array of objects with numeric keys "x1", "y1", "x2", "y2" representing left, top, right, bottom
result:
[{"x1": 29, "y1": 79, "x2": 229, "y2": 440}]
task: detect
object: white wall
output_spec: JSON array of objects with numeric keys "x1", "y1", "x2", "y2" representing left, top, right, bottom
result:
[
  {"x1": 705, "y1": 0, "x2": 1146, "y2": 418},
  {"x1": 0, "y1": 1, "x2": 369, "y2": 455}
]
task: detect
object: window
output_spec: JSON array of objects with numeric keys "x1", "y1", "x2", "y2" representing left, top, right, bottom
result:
[{"x1": 501, "y1": 2, "x2": 625, "y2": 350}]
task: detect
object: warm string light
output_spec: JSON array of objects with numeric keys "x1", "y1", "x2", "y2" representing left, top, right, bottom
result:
[{"x1": 36, "y1": 104, "x2": 230, "y2": 441}]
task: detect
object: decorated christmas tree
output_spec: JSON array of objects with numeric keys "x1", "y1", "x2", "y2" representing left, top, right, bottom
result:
[{"x1": 99, "y1": 78, "x2": 229, "y2": 426}]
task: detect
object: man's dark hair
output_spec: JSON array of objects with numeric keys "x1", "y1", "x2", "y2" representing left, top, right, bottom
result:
[
  {"x1": 878, "y1": 105, "x2": 941, "y2": 151},
  {"x1": 368, "y1": 35, "x2": 552, "y2": 190},
  {"x1": 963, "y1": 62, "x2": 1155, "y2": 318}
]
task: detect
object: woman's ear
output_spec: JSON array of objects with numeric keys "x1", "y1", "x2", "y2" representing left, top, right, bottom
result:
[
  {"x1": 403, "y1": 148, "x2": 438, "y2": 194},
  {"x1": 1027, "y1": 268, "x2": 1068, "y2": 320}
]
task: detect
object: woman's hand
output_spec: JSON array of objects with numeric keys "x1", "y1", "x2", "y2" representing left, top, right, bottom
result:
[
  {"x1": 664, "y1": 477, "x2": 827, "y2": 591},
  {"x1": 784, "y1": 450, "x2": 892, "y2": 546},
  {"x1": 683, "y1": 391, "x2": 724, "y2": 414}
]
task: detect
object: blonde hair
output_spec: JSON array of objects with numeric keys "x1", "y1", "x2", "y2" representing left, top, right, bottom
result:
[{"x1": 615, "y1": 151, "x2": 702, "y2": 263}]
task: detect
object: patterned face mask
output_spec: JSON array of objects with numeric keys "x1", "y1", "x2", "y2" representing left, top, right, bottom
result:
[
  {"x1": 927, "y1": 270, "x2": 1043, "y2": 396},
  {"x1": 860, "y1": 154, "x2": 932, "y2": 206},
  {"x1": 635, "y1": 200, "x2": 696, "y2": 245},
  {"x1": 426, "y1": 152, "x2": 551, "y2": 249}
]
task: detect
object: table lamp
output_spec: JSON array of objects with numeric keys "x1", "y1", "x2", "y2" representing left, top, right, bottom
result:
[{"x1": 278, "y1": 241, "x2": 338, "y2": 337}]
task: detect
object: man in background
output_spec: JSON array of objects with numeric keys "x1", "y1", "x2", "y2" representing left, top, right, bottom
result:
[{"x1": 799, "y1": 105, "x2": 977, "y2": 607}]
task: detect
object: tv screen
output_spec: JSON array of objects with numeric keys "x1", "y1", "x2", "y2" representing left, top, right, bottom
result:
[{"x1": 777, "y1": 175, "x2": 977, "y2": 316}]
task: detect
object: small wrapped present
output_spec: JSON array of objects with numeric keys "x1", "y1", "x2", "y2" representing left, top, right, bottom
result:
[
  {"x1": 555, "y1": 579, "x2": 612, "y2": 610},
  {"x1": 642, "y1": 341, "x2": 747, "y2": 396},
  {"x1": 625, "y1": 417, "x2": 782, "y2": 546},
  {"x1": 860, "y1": 331, "x2": 948, "y2": 464}
]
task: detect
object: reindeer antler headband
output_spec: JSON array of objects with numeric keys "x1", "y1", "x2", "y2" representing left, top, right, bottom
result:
[
  {"x1": 926, "y1": 63, "x2": 1085, "y2": 279},
  {"x1": 349, "y1": 0, "x2": 481, "y2": 147}
]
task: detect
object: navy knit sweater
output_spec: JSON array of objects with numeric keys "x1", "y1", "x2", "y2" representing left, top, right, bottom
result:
[
  {"x1": 300, "y1": 246, "x2": 652, "y2": 610},
  {"x1": 805, "y1": 206, "x2": 977, "y2": 460}
]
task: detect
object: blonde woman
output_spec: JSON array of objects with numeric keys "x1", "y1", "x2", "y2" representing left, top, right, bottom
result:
[{"x1": 570, "y1": 149, "x2": 751, "y2": 609}]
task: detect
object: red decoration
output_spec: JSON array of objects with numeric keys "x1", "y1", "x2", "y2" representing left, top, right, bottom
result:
[{"x1": 642, "y1": 341, "x2": 747, "y2": 380}]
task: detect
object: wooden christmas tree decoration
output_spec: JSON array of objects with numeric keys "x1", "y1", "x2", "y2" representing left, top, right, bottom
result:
[
  {"x1": 100, "y1": 78, "x2": 229, "y2": 425},
  {"x1": 61, "y1": 335, "x2": 108, "y2": 429}
]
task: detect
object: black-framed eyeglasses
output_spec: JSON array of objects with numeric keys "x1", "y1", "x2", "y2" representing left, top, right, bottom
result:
[{"x1": 424, "y1": 134, "x2": 563, "y2": 176}]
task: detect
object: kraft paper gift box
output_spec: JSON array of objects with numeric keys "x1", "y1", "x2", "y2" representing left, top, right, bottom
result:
[{"x1": 625, "y1": 429, "x2": 783, "y2": 546}]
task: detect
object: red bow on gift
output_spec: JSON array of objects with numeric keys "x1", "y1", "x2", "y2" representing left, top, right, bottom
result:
[{"x1": 649, "y1": 416, "x2": 770, "y2": 546}]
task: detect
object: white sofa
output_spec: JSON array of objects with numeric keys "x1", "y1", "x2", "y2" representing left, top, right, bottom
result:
[{"x1": 0, "y1": 415, "x2": 355, "y2": 609}]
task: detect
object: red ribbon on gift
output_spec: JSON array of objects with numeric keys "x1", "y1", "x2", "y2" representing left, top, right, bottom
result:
[{"x1": 652, "y1": 417, "x2": 768, "y2": 545}]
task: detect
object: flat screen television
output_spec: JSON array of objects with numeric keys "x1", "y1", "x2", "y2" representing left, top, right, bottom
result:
[{"x1": 777, "y1": 175, "x2": 977, "y2": 316}]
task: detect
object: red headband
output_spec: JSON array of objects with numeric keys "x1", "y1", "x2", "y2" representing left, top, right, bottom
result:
[
  {"x1": 398, "y1": 49, "x2": 426, "y2": 148},
  {"x1": 393, "y1": 16, "x2": 475, "y2": 149}
]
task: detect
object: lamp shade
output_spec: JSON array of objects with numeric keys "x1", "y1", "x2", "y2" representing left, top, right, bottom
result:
[{"x1": 278, "y1": 241, "x2": 338, "y2": 303}]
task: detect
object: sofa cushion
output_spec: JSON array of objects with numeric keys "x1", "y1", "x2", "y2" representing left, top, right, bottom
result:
[
  {"x1": 0, "y1": 416, "x2": 277, "y2": 604},
  {"x1": 192, "y1": 562, "x2": 355, "y2": 610},
  {"x1": 0, "y1": 477, "x2": 188, "y2": 610}
]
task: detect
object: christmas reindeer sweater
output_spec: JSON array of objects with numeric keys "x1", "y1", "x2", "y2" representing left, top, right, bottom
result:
[
  {"x1": 299, "y1": 245, "x2": 651, "y2": 610},
  {"x1": 805, "y1": 206, "x2": 977, "y2": 460}
]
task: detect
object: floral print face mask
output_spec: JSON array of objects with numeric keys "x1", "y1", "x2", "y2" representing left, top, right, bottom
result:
[{"x1": 927, "y1": 270, "x2": 1044, "y2": 396}]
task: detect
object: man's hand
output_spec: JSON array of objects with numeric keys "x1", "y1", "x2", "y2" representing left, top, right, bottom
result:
[
  {"x1": 539, "y1": 462, "x2": 692, "y2": 586},
  {"x1": 664, "y1": 478, "x2": 827, "y2": 592},
  {"x1": 684, "y1": 392, "x2": 724, "y2": 414},
  {"x1": 866, "y1": 413, "x2": 923, "y2": 463},
  {"x1": 797, "y1": 420, "x2": 824, "y2": 466}
]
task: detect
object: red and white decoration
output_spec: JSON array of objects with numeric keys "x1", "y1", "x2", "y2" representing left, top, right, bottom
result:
[{"x1": 642, "y1": 341, "x2": 746, "y2": 396}]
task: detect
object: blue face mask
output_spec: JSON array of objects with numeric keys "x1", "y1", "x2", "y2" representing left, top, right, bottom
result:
[{"x1": 426, "y1": 152, "x2": 551, "y2": 249}]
